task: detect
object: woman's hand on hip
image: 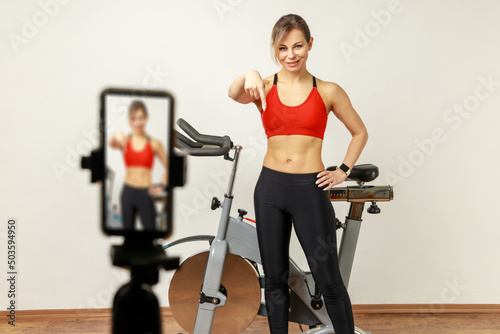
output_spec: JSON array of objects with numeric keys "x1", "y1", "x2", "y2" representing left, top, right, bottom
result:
[
  {"x1": 149, "y1": 184, "x2": 166, "y2": 198},
  {"x1": 316, "y1": 169, "x2": 347, "y2": 191}
]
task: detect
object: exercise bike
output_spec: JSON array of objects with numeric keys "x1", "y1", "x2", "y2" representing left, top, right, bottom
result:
[{"x1": 166, "y1": 119, "x2": 394, "y2": 334}]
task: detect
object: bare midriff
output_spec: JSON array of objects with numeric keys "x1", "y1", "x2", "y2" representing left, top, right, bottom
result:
[
  {"x1": 263, "y1": 135, "x2": 324, "y2": 174},
  {"x1": 125, "y1": 167, "x2": 152, "y2": 188}
]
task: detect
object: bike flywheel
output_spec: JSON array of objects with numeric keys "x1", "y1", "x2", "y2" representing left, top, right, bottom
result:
[{"x1": 168, "y1": 251, "x2": 261, "y2": 333}]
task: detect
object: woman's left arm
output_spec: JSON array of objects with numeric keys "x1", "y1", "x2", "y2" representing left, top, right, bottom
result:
[
  {"x1": 317, "y1": 83, "x2": 368, "y2": 190},
  {"x1": 155, "y1": 139, "x2": 168, "y2": 185}
]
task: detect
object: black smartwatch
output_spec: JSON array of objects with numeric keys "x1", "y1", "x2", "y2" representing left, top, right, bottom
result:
[{"x1": 338, "y1": 163, "x2": 351, "y2": 176}]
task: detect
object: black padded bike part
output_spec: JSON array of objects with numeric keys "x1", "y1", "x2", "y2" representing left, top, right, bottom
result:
[{"x1": 327, "y1": 164, "x2": 379, "y2": 183}]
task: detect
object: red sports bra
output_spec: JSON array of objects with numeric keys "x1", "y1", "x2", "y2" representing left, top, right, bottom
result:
[
  {"x1": 123, "y1": 136, "x2": 154, "y2": 169},
  {"x1": 261, "y1": 74, "x2": 328, "y2": 139}
]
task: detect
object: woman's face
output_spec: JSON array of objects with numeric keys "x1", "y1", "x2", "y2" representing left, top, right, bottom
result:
[
  {"x1": 129, "y1": 108, "x2": 148, "y2": 134},
  {"x1": 277, "y1": 28, "x2": 313, "y2": 72}
]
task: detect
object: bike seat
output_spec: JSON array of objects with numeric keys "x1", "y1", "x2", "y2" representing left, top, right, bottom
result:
[{"x1": 326, "y1": 164, "x2": 379, "y2": 183}]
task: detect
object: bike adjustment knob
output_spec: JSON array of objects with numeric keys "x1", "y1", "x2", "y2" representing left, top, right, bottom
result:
[
  {"x1": 211, "y1": 197, "x2": 221, "y2": 210},
  {"x1": 335, "y1": 218, "x2": 346, "y2": 230},
  {"x1": 311, "y1": 298, "x2": 323, "y2": 310},
  {"x1": 238, "y1": 209, "x2": 248, "y2": 218},
  {"x1": 367, "y1": 201, "x2": 381, "y2": 214}
]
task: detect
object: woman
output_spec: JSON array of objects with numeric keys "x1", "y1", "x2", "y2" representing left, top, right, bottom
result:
[
  {"x1": 109, "y1": 100, "x2": 168, "y2": 231},
  {"x1": 228, "y1": 14, "x2": 368, "y2": 334}
]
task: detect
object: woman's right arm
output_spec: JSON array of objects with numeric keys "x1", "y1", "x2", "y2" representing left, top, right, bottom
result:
[
  {"x1": 228, "y1": 70, "x2": 267, "y2": 110},
  {"x1": 108, "y1": 131, "x2": 126, "y2": 150}
]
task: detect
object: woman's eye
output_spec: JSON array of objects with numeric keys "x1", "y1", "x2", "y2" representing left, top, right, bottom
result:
[
  {"x1": 295, "y1": 45, "x2": 302, "y2": 49},
  {"x1": 279, "y1": 47, "x2": 287, "y2": 51}
]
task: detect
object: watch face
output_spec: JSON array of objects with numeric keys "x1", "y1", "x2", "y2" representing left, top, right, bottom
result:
[{"x1": 339, "y1": 164, "x2": 350, "y2": 173}]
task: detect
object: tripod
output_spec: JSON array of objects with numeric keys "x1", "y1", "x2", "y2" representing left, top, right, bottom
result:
[{"x1": 111, "y1": 237, "x2": 179, "y2": 334}]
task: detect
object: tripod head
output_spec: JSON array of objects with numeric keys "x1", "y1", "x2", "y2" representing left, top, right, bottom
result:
[{"x1": 112, "y1": 237, "x2": 179, "y2": 284}]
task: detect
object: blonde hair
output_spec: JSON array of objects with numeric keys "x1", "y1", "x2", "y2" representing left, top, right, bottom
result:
[{"x1": 271, "y1": 14, "x2": 311, "y2": 64}]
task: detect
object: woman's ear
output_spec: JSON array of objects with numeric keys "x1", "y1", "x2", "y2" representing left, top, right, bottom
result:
[{"x1": 308, "y1": 37, "x2": 314, "y2": 51}]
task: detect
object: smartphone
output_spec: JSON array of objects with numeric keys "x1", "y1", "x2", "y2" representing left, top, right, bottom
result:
[{"x1": 100, "y1": 88, "x2": 174, "y2": 238}]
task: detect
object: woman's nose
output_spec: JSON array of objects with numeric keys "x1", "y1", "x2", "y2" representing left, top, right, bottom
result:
[{"x1": 287, "y1": 49, "x2": 295, "y2": 59}]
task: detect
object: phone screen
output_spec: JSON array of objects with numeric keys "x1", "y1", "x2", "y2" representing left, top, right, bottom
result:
[{"x1": 101, "y1": 89, "x2": 174, "y2": 238}]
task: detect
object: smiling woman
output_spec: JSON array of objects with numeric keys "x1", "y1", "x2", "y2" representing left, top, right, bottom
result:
[
  {"x1": 228, "y1": 13, "x2": 368, "y2": 334},
  {"x1": 108, "y1": 100, "x2": 168, "y2": 231},
  {"x1": 271, "y1": 14, "x2": 312, "y2": 67}
]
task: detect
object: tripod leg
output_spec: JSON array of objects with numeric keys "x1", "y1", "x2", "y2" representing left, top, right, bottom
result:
[{"x1": 112, "y1": 281, "x2": 161, "y2": 334}]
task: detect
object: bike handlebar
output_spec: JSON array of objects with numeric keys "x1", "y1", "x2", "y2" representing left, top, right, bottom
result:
[{"x1": 175, "y1": 118, "x2": 232, "y2": 156}]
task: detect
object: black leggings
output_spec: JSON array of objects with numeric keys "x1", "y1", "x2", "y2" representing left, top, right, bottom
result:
[
  {"x1": 120, "y1": 185, "x2": 156, "y2": 231},
  {"x1": 254, "y1": 167, "x2": 354, "y2": 334}
]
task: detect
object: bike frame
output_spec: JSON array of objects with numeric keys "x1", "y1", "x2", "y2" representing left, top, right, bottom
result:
[{"x1": 165, "y1": 144, "x2": 393, "y2": 334}]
